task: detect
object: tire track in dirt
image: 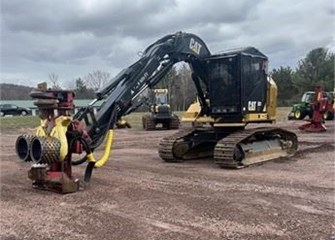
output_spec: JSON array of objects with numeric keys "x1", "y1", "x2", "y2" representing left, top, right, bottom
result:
[{"x1": 294, "y1": 143, "x2": 334, "y2": 158}]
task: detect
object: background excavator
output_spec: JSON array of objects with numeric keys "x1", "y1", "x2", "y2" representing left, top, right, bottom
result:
[
  {"x1": 15, "y1": 32, "x2": 298, "y2": 193},
  {"x1": 142, "y1": 88, "x2": 180, "y2": 130}
]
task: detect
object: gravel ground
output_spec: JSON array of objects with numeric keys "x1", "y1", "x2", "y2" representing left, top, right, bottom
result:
[{"x1": 0, "y1": 120, "x2": 334, "y2": 240}]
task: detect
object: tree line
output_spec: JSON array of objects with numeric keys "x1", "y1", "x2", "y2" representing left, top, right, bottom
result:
[
  {"x1": 271, "y1": 47, "x2": 334, "y2": 106},
  {"x1": 0, "y1": 84, "x2": 34, "y2": 100},
  {"x1": 1, "y1": 47, "x2": 333, "y2": 109}
]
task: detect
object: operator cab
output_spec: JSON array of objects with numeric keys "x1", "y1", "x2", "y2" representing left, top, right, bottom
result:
[
  {"x1": 204, "y1": 47, "x2": 268, "y2": 122},
  {"x1": 301, "y1": 92, "x2": 314, "y2": 103},
  {"x1": 154, "y1": 89, "x2": 168, "y2": 105}
]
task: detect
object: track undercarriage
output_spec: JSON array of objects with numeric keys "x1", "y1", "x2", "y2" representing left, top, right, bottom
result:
[
  {"x1": 142, "y1": 114, "x2": 180, "y2": 130},
  {"x1": 158, "y1": 127, "x2": 298, "y2": 168}
]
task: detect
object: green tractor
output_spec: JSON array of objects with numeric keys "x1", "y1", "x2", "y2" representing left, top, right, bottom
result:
[
  {"x1": 288, "y1": 91, "x2": 334, "y2": 120},
  {"x1": 142, "y1": 89, "x2": 180, "y2": 130}
]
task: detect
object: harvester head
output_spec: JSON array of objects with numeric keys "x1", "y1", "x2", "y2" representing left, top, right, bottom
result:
[{"x1": 15, "y1": 83, "x2": 81, "y2": 193}]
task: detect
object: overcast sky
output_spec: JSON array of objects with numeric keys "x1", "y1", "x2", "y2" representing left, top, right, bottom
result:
[{"x1": 1, "y1": 0, "x2": 334, "y2": 87}]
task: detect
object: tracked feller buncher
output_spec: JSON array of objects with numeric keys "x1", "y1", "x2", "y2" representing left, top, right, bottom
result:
[
  {"x1": 158, "y1": 46, "x2": 298, "y2": 168},
  {"x1": 15, "y1": 32, "x2": 297, "y2": 193},
  {"x1": 142, "y1": 89, "x2": 180, "y2": 130}
]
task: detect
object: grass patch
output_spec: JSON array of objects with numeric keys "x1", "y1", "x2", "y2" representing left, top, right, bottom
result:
[
  {"x1": 0, "y1": 108, "x2": 292, "y2": 133},
  {"x1": 276, "y1": 107, "x2": 291, "y2": 121},
  {"x1": 0, "y1": 116, "x2": 40, "y2": 132}
]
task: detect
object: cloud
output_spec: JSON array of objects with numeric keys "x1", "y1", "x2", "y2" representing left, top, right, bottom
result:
[{"x1": 1, "y1": 0, "x2": 334, "y2": 87}]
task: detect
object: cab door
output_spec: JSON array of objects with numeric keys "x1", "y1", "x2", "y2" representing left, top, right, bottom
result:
[{"x1": 207, "y1": 56, "x2": 242, "y2": 122}]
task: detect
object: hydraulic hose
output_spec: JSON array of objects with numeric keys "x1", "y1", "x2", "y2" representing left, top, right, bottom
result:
[
  {"x1": 94, "y1": 130, "x2": 114, "y2": 168},
  {"x1": 70, "y1": 130, "x2": 114, "y2": 183}
]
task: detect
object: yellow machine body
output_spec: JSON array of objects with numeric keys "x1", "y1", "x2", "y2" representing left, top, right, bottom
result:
[
  {"x1": 35, "y1": 116, "x2": 72, "y2": 162},
  {"x1": 182, "y1": 76, "x2": 278, "y2": 126}
]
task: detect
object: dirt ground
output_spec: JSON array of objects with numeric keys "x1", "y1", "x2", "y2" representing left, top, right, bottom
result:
[{"x1": 0, "y1": 120, "x2": 334, "y2": 240}]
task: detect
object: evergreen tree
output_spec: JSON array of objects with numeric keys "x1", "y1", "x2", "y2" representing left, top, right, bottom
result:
[
  {"x1": 293, "y1": 48, "x2": 334, "y2": 94},
  {"x1": 271, "y1": 66, "x2": 299, "y2": 106},
  {"x1": 74, "y1": 78, "x2": 95, "y2": 99}
]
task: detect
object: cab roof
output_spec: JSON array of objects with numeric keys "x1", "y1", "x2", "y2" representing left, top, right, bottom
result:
[{"x1": 210, "y1": 47, "x2": 268, "y2": 60}]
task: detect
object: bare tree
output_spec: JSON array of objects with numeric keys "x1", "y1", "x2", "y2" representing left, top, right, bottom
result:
[
  {"x1": 177, "y1": 64, "x2": 195, "y2": 110},
  {"x1": 153, "y1": 65, "x2": 195, "y2": 111},
  {"x1": 84, "y1": 70, "x2": 111, "y2": 91},
  {"x1": 48, "y1": 73, "x2": 61, "y2": 89},
  {"x1": 64, "y1": 78, "x2": 76, "y2": 90}
]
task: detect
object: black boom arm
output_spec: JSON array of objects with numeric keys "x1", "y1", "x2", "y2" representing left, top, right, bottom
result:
[{"x1": 74, "y1": 32, "x2": 211, "y2": 149}]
